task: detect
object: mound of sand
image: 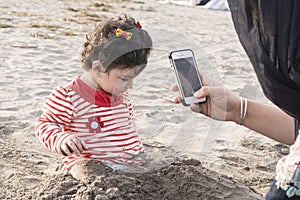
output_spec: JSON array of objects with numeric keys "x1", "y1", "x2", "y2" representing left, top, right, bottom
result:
[{"x1": 34, "y1": 157, "x2": 262, "y2": 200}]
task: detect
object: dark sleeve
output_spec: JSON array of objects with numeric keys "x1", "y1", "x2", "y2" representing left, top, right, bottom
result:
[
  {"x1": 295, "y1": 118, "x2": 300, "y2": 139},
  {"x1": 227, "y1": 0, "x2": 300, "y2": 119}
]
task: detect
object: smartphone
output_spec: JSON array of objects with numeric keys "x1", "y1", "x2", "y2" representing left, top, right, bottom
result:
[{"x1": 169, "y1": 49, "x2": 206, "y2": 106}]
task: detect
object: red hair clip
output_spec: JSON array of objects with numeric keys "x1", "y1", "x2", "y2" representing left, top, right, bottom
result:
[{"x1": 136, "y1": 21, "x2": 142, "y2": 28}]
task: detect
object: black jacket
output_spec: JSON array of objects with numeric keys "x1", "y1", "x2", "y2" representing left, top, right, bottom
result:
[{"x1": 228, "y1": 0, "x2": 300, "y2": 120}]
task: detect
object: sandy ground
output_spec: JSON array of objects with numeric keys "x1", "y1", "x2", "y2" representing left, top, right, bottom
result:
[{"x1": 0, "y1": 0, "x2": 290, "y2": 199}]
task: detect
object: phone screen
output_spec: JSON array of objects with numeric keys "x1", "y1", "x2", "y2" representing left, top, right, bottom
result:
[{"x1": 174, "y1": 57, "x2": 202, "y2": 97}]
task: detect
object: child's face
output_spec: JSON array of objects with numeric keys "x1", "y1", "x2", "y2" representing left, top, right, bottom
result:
[{"x1": 97, "y1": 66, "x2": 142, "y2": 96}]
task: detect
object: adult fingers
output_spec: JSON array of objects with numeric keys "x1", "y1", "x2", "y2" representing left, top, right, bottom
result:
[
  {"x1": 194, "y1": 85, "x2": 226, "y2": 99},
  {"x1": 171, "y1": 84, "x2": 179, "y2": 92},
  {"x1": 190, "y1": 102, "x2": 210, "y2": 117},
  {"x1": 173, "y1": 96, "x2": 181, "y2": 104},
  {"x1": 194, "y1": 86, "x2": 210, "y2": 99},
  {"x1": 190, "y1": 103, "x2": 202, "y2": 113}
]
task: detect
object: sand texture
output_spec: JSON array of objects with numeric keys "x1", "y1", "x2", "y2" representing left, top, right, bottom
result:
[{"x1": 0, "y1": 0, "x2": 289, "y2": 199}]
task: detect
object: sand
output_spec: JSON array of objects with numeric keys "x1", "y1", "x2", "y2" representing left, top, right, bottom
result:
[{"x1": 0, "y1": 0, "x2": 289, "y2": 199}]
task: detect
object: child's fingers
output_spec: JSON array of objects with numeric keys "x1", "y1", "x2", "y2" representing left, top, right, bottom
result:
[
  {"x1": 73, "y1": 139, "x2": 86, "y2": 153},
  {"x1": 66, "y1": 140, "x2": 80, "y2": 156},
  {"x1": 60, "y1": 136, "x2": 85, "y2": 156},
  {"x1": 61, "y1": 143, "x2": 72, "y2": 156},
  {"x1": 80, "y1": 141, "x2": 88, "y2": 150},
  {"x1": 69, "y1": 138, "x2": 88, "y2": 156}
]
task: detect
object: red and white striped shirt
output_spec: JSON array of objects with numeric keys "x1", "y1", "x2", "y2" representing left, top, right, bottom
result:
[{"x1": 35, "y1": 77, "x2": 145, "y2": 171}]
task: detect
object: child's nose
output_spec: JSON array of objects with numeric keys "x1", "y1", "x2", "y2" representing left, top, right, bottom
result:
[{"x1": 126, "y1": 79, "x2": 133, "y2": 89}]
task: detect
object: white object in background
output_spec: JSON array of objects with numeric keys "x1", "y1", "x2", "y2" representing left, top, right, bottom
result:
[
  {"x1": 189, "y1": 0, "x2": 197, "y2": 6},
  {"x1": 203, "y1": 0, "x2": 229, "y2": 10},
  {"x1": 158, "y1": 0, "x2": 201, "y2": 7}
]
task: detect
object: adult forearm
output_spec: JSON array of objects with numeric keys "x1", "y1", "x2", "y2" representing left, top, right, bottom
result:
[{"x1": 240, "y1": 100, "x2": 295, "y2": 145}]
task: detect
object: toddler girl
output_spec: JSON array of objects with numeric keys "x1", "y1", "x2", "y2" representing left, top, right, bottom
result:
[{"x1": 35, "y1": 14, "x2": 153, "y2": 181}]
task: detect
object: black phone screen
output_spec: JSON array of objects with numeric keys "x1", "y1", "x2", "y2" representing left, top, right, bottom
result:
[{"x1": 174, "y1": 57, "x2": 202, "y2": 97}]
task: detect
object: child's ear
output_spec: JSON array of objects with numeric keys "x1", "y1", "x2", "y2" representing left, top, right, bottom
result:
[{"x1": 91, "y1": 60, "x2": 105, "y2": 74}]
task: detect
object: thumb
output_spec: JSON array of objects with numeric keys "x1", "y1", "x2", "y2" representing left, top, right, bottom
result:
[
  {"x1": 194, "y1": 86, "x2": 210, "y2": 99},
  {"x1": 194, "y1": 85, "x2": 225, "y2": 99}
]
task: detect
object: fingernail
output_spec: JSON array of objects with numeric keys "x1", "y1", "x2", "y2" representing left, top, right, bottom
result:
[{"x1": 194, "y1": 91, "x2": 200, "y2": 97}]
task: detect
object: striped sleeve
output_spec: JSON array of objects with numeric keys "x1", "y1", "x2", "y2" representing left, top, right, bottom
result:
[{"x1": 35, "y1": 86, "x2": 74, "y2": 155}]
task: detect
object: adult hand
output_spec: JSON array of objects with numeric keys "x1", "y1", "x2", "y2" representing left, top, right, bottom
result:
[
  {"x1": 171, "y1": 81, "x2": 240, "y2": 122},
  {"x1": 60, "y1": 135, "x2": 87, "y2": 157}
]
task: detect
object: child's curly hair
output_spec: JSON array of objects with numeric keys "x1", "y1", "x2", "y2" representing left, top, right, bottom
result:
[{"x1": 81, "y1": 14, "x2": 152, "y2": 73}]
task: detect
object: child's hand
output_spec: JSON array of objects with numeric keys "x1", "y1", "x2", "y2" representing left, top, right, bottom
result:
[{"x1": 60, "y1": 135, "x2": 86, "y2": 157}]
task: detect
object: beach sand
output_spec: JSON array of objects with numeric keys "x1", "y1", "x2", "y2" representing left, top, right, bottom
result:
[{"x1": 0, "y1": 0, "x2": 289, "y2": 199}]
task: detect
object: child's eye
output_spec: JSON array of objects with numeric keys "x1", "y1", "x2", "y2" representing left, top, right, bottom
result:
[{"x1": 120, "y1": 78, "x2": 129, "y2": 82}]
